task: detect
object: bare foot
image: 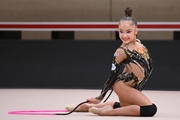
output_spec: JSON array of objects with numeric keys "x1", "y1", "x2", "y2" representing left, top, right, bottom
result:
[
  {"x1": 65, "y1": 103, "x2": 91, "y2": 112},
  {"x1": 89, "y1": 105, "x2": 113, "y2": 116}
]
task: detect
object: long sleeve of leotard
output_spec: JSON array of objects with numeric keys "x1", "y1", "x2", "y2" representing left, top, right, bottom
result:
[{"x1": 95, "y1": 55, "x2": 122, "y2": 101}]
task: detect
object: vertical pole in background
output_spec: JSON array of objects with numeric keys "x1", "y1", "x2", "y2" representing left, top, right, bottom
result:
[
  {"x1": 52, "y1": 31, "x2": 74, "y2": 40},
  {"x1": 173, "y1": 31, "x2": 180, "y2": 40}
]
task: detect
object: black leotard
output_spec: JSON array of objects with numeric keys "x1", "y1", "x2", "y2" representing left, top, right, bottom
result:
[{"x1": 96, "y1": 40, "x2": 153, "y2": 100}]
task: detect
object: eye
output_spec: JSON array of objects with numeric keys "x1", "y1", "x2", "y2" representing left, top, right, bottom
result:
[
  {"x1": 119, "y1": 31, "x2": 123, "y2": 33},
  {"x1": 127, "y1": 31, "x2": 131, "y2": 33}
]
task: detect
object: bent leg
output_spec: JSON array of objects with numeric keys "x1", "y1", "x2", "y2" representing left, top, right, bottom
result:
[
  {"x1": 89, "y1": 81, "x2": 157, "y2": 116},
  {"x1": 113, "y1": 81, "x2": 152, "y2": 106},
  {"x1": 89, "y1": 104, "x2": 157, "y2": 116},
  {"x1": 89, "y1": 104, "x2": 140, "y2": 116}
]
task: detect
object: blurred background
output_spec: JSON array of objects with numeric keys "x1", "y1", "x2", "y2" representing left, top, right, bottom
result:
[{"x1": 0, "y1": 0, "x2": 180, "y2": 90}]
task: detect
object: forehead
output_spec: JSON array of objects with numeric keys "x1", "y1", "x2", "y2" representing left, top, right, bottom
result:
[{"x1": 119, "y1": 21, "x2": 135, "y2": 29}]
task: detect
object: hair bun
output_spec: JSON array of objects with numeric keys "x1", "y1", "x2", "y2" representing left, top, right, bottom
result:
[{"x1": 125, "y1": 7, "x2": 132, "y2": 17}]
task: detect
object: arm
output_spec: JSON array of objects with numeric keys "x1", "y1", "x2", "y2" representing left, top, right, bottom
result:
[{"x1": 95, "y1": 48, "x2": 126, "y2": 101}]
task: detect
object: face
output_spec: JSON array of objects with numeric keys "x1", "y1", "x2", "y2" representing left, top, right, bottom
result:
[{"x1": 118, "y1": 20, "x2": 138, "y2": 45}]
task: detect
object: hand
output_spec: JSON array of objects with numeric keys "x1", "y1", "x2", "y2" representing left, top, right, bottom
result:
[{"x1": 86, "y1": 97, "x2": 101, "y2": 104}]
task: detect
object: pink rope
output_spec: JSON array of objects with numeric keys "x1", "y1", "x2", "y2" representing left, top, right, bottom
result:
[{"x1": 8, "y1": 110, "x2": 69, "y2": 115}]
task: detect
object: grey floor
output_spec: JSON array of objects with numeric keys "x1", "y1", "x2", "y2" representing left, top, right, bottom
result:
[{"x1": 1, "y1": 89, "x2": 180, "y2": 120}]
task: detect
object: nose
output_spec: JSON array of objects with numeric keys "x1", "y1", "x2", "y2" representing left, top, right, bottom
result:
[
  {"x1": 121, "y1": 33, "x2": 128, "y2": 39},
  {"x1": 122, "y1": 33, "x2": 127, "y2": 36}
]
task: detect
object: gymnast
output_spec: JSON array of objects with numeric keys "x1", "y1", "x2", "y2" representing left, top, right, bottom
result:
[{"x1": 65, "y1": 7, "x2": 157, "y2": 117}]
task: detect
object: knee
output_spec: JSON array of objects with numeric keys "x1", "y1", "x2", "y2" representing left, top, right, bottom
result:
[
  {"x1": 113, "y1": 102, "x2": 121, "y2": 109},
  {"x1": 140, "y1": 104, "x2": 157, "y2": 117}
]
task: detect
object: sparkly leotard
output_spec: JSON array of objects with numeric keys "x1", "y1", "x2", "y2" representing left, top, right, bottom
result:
[{"x1": 96, "y1": 40, "x2": 153, "y2": 100}]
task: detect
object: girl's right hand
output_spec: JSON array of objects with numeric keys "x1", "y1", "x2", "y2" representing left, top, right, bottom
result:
[{"x1": 86, "y1": 97, "x2": 101, "y2": 104}]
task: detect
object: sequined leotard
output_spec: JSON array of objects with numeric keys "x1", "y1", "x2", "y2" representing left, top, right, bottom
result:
[{"x1": 96, "y1": 40, "x2": 153, "y2": 100}]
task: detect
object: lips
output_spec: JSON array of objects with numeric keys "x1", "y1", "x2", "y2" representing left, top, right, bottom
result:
[{"x1": 122, "y1": 38, "x2": 129, "y2": 41}]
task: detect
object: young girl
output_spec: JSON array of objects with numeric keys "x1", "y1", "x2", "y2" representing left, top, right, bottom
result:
[{"x1": 65, "y1": 7, "x2": 157, "y2": 117}]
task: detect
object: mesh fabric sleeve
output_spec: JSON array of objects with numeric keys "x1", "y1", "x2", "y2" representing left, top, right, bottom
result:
[{"x1": 95, "y1": 55, "x2": 122, "y2": 101}]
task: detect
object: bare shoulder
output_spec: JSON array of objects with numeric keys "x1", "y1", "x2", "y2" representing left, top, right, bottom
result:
[
  {"x1": 115, "y1": 47, "x2": 125, "y2": 54},
  {"x1": 136, "y1": 39, "x2": 145, "y2": 48}
]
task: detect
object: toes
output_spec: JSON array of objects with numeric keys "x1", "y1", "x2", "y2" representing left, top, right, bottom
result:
[
  {"x1": 89, "y1": 107, "x2": 99, "y2": 114},
  {"x1": 65, "y1": 103, "x2": 76, "y2": 111},
  {"x1": 89, "y1": 105, "x2": 113, "y2": 116}
]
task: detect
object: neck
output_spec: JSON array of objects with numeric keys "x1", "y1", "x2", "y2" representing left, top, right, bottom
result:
[{"x1": 122, "y1": 40, "x2": 136, "y2": 47}]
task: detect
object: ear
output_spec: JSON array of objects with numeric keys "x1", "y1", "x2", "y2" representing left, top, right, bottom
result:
[{"x1": 135, "y1": 28, "x2": 138, "y2": 35}]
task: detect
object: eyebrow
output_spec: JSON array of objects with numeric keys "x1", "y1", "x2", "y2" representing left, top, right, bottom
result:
[{"x1": 119, "y1": 29, "x2": 132, "y2": 31}]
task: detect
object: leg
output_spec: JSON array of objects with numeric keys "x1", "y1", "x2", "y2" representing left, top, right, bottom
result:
[
  {"x1": 89, "y1": 81, "x2": 155, "y2": 116},
  {"x1": 91, "y1": 101, "x2": 115, "y2": 108},
  {"x1": 89, "y1": 104, "x2": 140, "y2": 116},
  {"x1": 65, "y1": 100, "x2": 116, "y2": 112},
  {"x1": 89, "y1": 103, "x2": 157, "y2": 116},
  {"x1": 113, "y1": 81, "x2": 152, "y2": 106}
]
